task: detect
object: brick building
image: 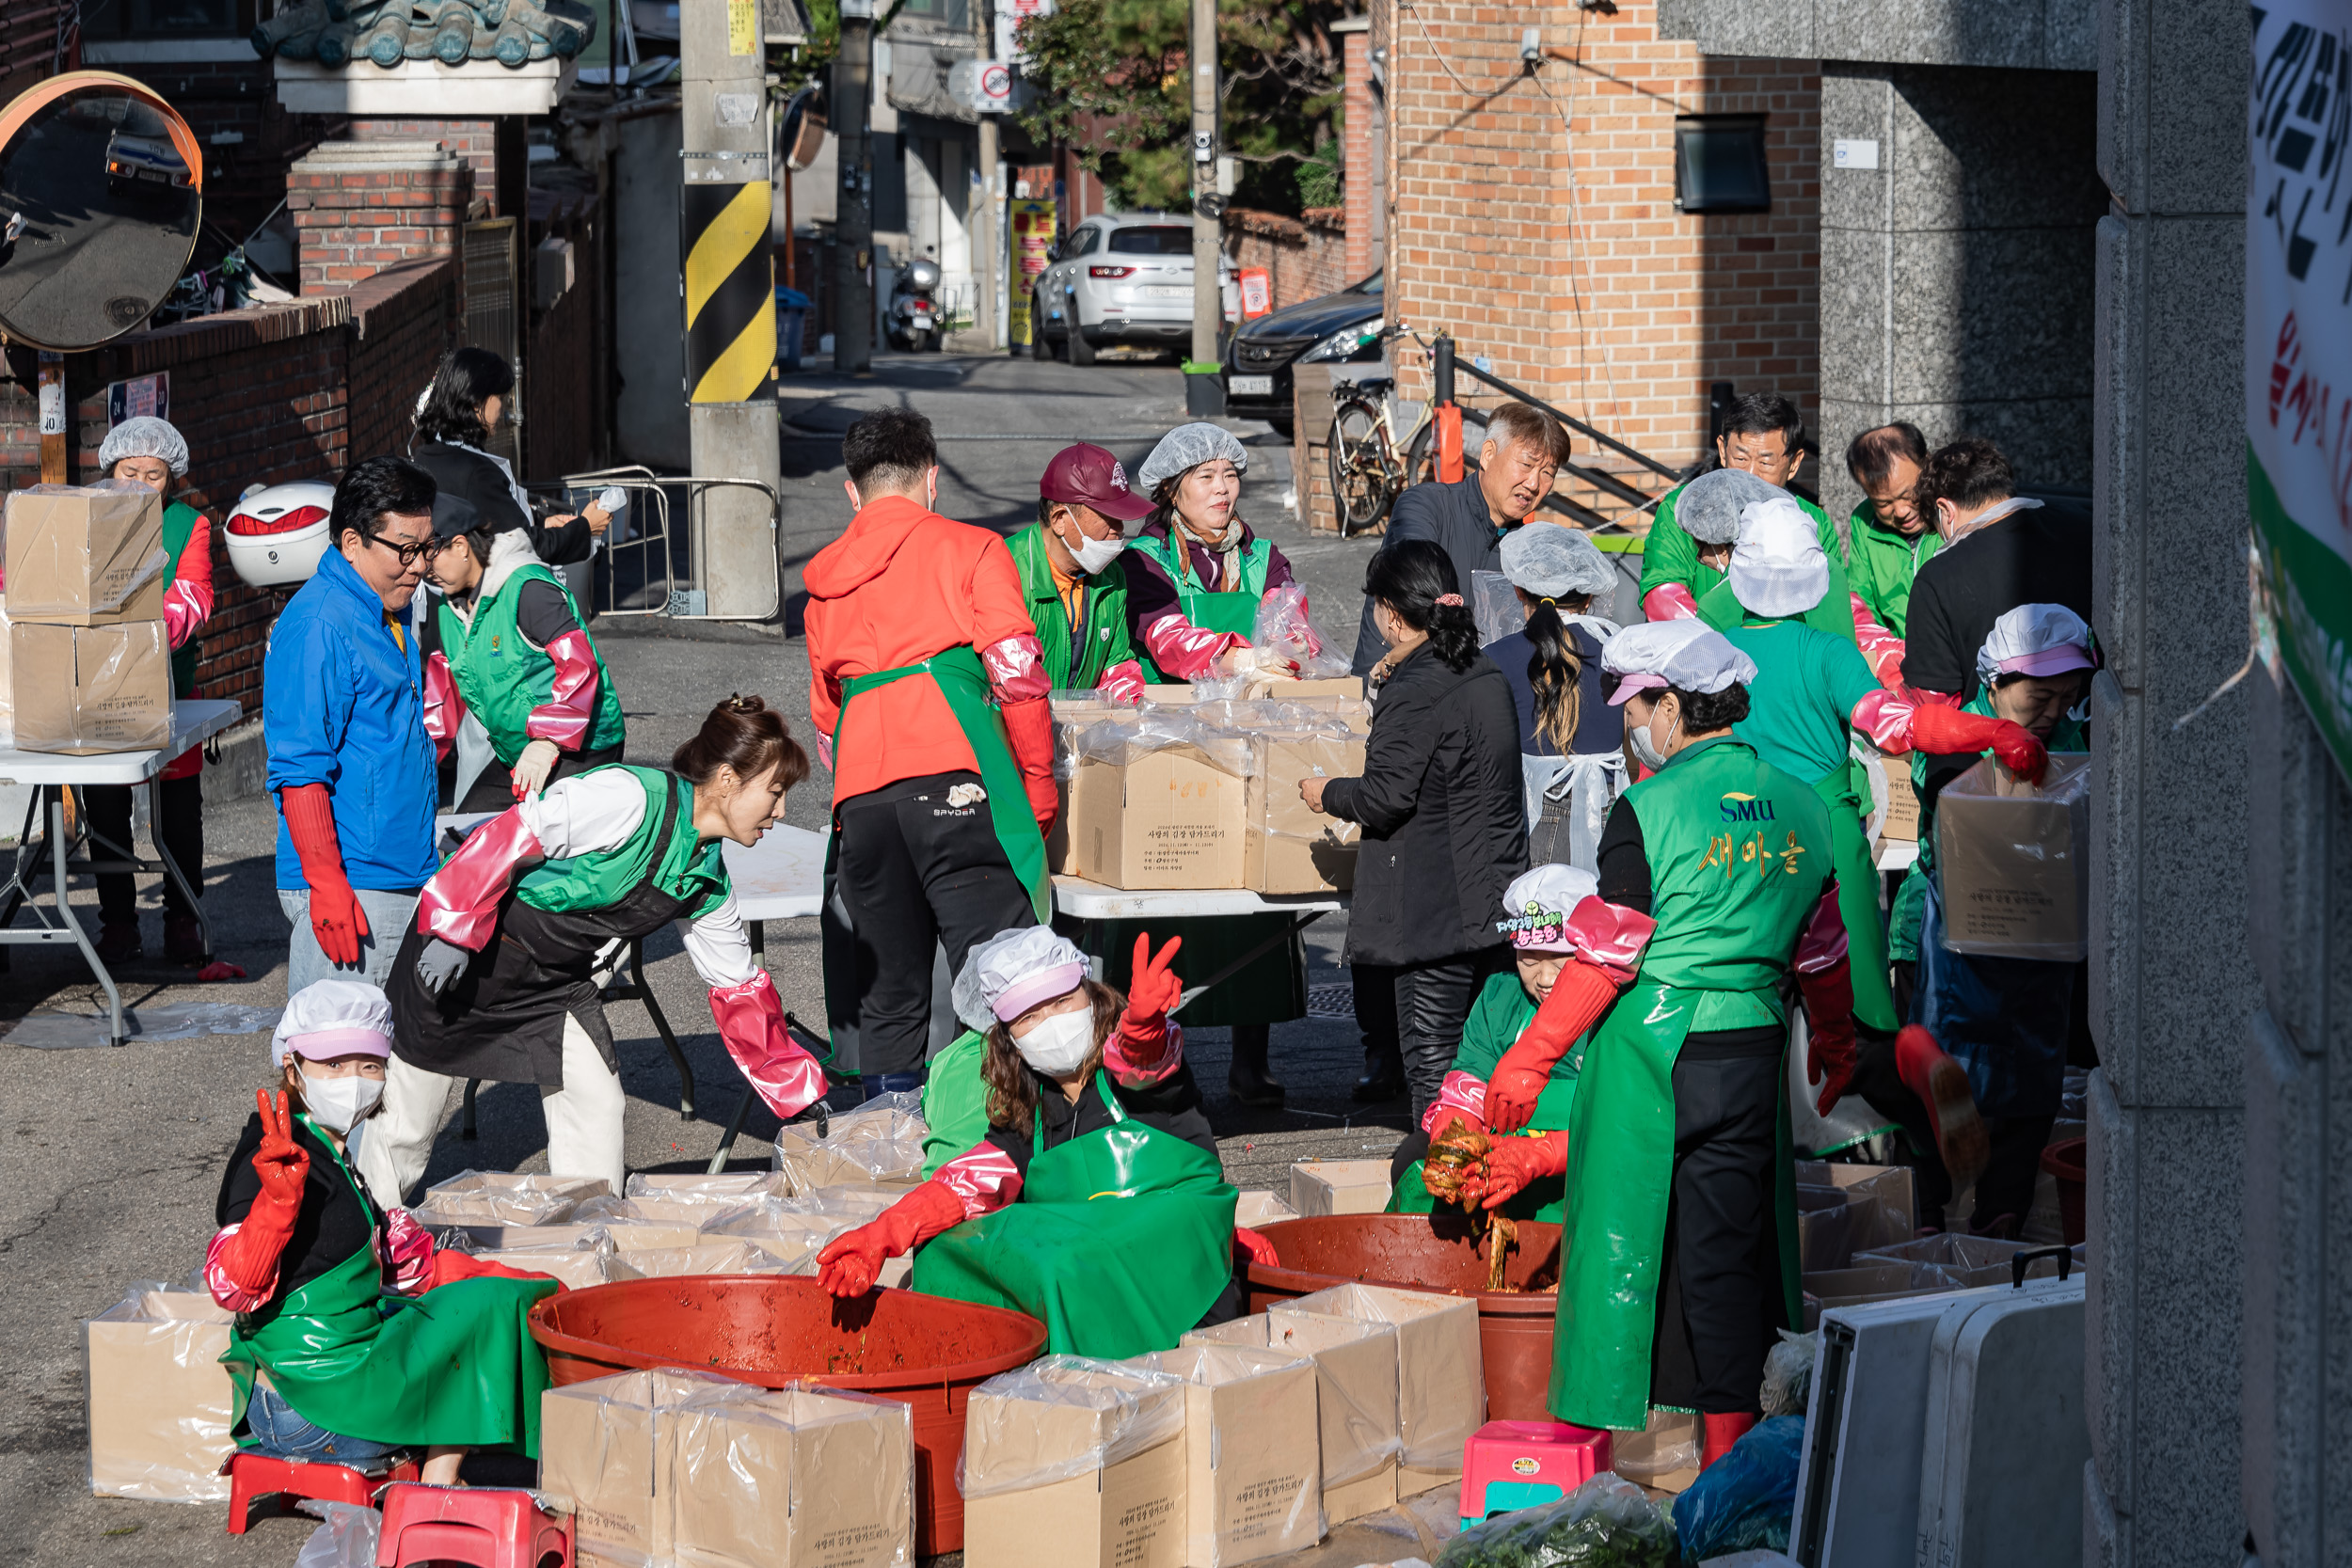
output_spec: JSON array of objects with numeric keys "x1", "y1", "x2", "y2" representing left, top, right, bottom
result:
[{"x1": 1366, "y1": 0, "x2": 1822, "y2": 496}]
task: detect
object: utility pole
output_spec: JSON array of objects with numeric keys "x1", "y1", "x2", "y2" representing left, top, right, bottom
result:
[
  {"x1": 834, "y1": 0, "x2": 875, "y2": 372},
  {"x1": 680, "y1": 0, "x2": 783, "y2": 619},
  {"x1": 1184, "y1": 0, "x2": 1221, "y2": 415},
  {"x1": 970, "y1": 0, "x2": 998, "y2": 352}
]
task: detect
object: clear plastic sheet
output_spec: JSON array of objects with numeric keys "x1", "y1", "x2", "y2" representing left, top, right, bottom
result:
[
  {"x1": 1471, "y1": 569, "x2": 1523, "y2": 648},
  {"x1": 1249, "y1": 582, "x2": 1352, "y2": 679},
  {"x1": 419, "y1": 1170, "x2": 612, "y2": 1225},
  {"x1": 958, "y1": 1355, "x2": 1189, "y2": 1498},
  {"x1": 626, "y1": 1171, "x2": 779, "y2": 1200},
  {"x1": 1071, "y1": 707, "x2": 1255, "y2": 779},
  {"x1": 85, "y1": 1280, "x2": 236, "y2": 1503},
  {"x1": 771, "y1": 1094, "x2": 928, "y2": 1191},
  {"x1": 669, "y1": 1382, "x2": 916, "y2": 1568},
  {"x1": 1123, "y1": 1343, "x2": 1327, "y2": 1562},
  {"x1": 1790, "y1": 1161, "x2": 1916, "y2": 1252},
  {"x1": 1607, "y1": 1408, "x2": 1700, "y2": 1481},
  {"x1": 606, "y1": 1241, "x2": 796, "y2": 1280},
  {"x1": 8, "y1": 1003, "x2": 281, "y2": 1050},
  {"x1": 1758, "y1": 1330, "x2": 1815, "y2": 1418},
  {"x1": 294, "y1": 1500, "x2": 383, "y2": 1568},
  {"x1": 1432, "y1": 1472, "x2": 1677, "y2": 1568},
  {"x1": 1249, "y1": 1311, "x2": 1405, "y2": 1487},
  {"x1": 574, "y1": 1194, "x2": 763, "y2": 1227},
  {"x1": 476, "y1": 1243, "x2": 634, "y2": 1291},
  {"x1": 1932, "y1": 753, "x2": 2091, "y2": 960}
]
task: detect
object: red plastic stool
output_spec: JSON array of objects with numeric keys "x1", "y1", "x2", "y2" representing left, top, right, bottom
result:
[
  {"x1": 224, "y1": 1450, "x2": 421, "y2": 1534},
  {"x1": 375, "y1": 1483, "x2": 574, "y2": 1568},
  {"x1": 1459, "y1": 1418, "x2": 1613, "y2": 1528}
]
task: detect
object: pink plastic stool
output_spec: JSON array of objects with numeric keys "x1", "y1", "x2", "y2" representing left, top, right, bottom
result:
[
  {"x1": 1459, "y1": 1418, "x2": 1613, "y2": 1527},
  {"x1": 375, "y1": 1483, "x2": 574, "y2": 1568},
  {"x1": 225, "y1": 1450, "x2": 421, "y2": 1534}
]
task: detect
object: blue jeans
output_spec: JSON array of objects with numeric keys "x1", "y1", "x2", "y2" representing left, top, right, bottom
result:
[{"x1": 244, "y1": 1385, "x2": 405, "y2": 1465}]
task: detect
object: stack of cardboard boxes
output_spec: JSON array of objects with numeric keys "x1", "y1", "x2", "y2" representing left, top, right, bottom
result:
[
  {"x1": 1051, "y1": 680, "x2": 1369, "y2": 896},
  {"x1": 3, "y1": 484, "x2": 175, "y2": 753}
]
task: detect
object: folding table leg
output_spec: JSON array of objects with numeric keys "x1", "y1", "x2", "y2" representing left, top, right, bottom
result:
[
  {"x1": 706, "y1": 1085, "x2": 759, "y2": 1175},
  {"x1": 628, "y1": 937, "x2": 694, "y2": 1120},
  {"x1": 150, "y1": 775, "x2": 212, "y2": 962},
  {"x1": 50, "y1": 796, "x2": 125, "y2": 1045},
  {"x1": 461, "y1": 1079, "x2": 479, "y2": 1139}
]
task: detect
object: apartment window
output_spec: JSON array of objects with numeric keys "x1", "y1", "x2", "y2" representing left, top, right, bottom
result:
[{"x1": 1674, "y1": 115, "x2": 1771, "y2": 214}]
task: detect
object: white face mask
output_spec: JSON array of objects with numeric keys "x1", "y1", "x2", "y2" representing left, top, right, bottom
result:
[
  {"x1": 1061, "y1": 521, "x2": 1127, "y2": 576},
  {"x1": 1627, "y1": 705, "x2": 1679, "y2": 771},
  {"x1": 301, "y1": 1069, "x2": 385, "y2": 1134},
  {"x1": 1009, "y1": 1007, "x2": 1096, "y2": 1076}
]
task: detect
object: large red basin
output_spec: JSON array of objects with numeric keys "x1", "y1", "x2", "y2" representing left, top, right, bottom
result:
[
  {"x1": 1245, "y1": 1213, "x2": 1564, "y2": 1420},
  {"x1": 530, "y1": 1275, "x2": 1045, "y2": 1557}
]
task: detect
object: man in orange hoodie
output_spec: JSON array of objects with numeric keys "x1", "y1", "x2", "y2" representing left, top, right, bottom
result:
[{"x1": 805, "y1": 408, "x2": 1057, "y2": 1096}]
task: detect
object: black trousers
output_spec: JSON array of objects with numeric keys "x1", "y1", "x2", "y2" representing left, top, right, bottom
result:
[
  {"x1": 1651, "y1": 1043, "x2": 1786, "y2": 1415},
  {"x1": 1354, "y1": 960, "x2": 1399, "y2": 1072},
  {"x1": 87, "y1": 776, "x2": 203, "y2": 922},
  {"x1": 833, "y1": 770, "x2": 1036, "y2": 1077},
  {"x1": 1390, "y1": 944, "x2": 1513, "y2": 1126}
]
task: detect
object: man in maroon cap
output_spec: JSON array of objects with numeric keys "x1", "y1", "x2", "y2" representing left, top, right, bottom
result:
[{"x1": 1008, "y1": 443, "x2": 1155, "y2": 700}]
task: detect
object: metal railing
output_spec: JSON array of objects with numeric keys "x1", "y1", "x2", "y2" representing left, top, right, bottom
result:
[
  {"x1": 1427, "y1": 332, "x2": 1683, "y2": 527},
  {"x1": 527, "y1": 467, "x2": 783, "y2": 624}
]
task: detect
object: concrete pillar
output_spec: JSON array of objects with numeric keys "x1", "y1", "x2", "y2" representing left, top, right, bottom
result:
[
  {"x1": 1816, "y1": 62, "x2": 2104, "y2": 527},
  {"x1": 2084, "y1": 1, "x2": 2254, "y2": 1563}
]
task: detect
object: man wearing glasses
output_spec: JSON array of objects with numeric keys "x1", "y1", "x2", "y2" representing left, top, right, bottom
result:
[{"x1": 264, "y1": 456, "x2": 443, "y2": 991}]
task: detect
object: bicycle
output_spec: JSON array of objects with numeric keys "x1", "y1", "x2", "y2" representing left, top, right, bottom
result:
[{"x1": 1325, "y1": 326, "x2": 1492, "y2": 535}]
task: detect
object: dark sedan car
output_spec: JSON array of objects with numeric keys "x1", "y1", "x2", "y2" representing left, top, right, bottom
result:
[{"x1": 1223, "y1": 270, "x2": 1385, "y2": 436}]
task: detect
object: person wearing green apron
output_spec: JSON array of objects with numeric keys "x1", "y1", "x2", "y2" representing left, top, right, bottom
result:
[
  {"x1": 1472, "y1": 620, "x2": 1858, "y2": 1471},
  {"x1": 206, "y1": 980, "x2": 564, "y2": 1481},
  {"x1": 421, "y1": 496, "x2": 628, "y2": 812},
  {"x1": 804, "y1": 409, "x2": 1058, "y2": 1099},
  {"x1": 1010, "y1": 443, "x2": 1155, "y2": 700},
  {"x1": 1114, "y1": 422, "x2": 1314, "y2": 1107},
  {"x1": 1838, "y1": 421, "x2": 1939, "y2": 685},
  {"x1": 1636, "y1": 395, "x2": 1841, "y2": 625},
  {"x1": 1872, "y1": 605, "x2": 2089, "y2": 1234},
  {"x1": 86, "y1": 416, "x2": 215, "y2": 965},
  {"x1": 818, "y1": 927, "x2": 1258, "y2": 1356},
  {"x1": 360, "y1": 699, "x2": 830, "y2": 1201},
  {"x1": 1385, "y1": 863, "x2": 1614, "y2": 1224}
]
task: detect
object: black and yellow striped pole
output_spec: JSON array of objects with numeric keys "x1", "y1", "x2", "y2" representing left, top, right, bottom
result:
[{"x1": 681, "y1": 150, "x2": 775, "y2": 405}]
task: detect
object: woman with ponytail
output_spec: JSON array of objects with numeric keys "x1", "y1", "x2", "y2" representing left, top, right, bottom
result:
[
  {"x1": 359, "y1": 696, "x2": 831, "y2": 1201},
  {"x1": 1483, "y1": 523, "x2": 1628, "y2": 872},
  {"x1": 1298, "y1": 540, "x2": 1528, "y2": 1127}
]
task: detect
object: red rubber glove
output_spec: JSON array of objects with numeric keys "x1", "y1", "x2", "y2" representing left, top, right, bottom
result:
[
  {"x1": 814, "y1": 1179, "x2": 968, "y2": 1297},
  {"x1": 1233, "y1": 1226, "x2": 1279, "y2": 1268},
  {"x1": 1486, "y1": 961, "x2": 1622, "y2": 1132},
  {"x1": 1480, "y1": 1131, "x2": 1569, "y2": 1211},
  {"x1": 999, "y1": 695, "x2": 1059, "y2": 840},
  {"x1": 211, "y1": 1091, "x2": 311, "y2": 1300},
  {"x1": 281, "y1": 783, "x2": 368, "y2": 967},
  {"x1": 425, "y1": 1250, "x2": 567, "y2": 1293},
  {"x1": 1797, "y1": 958, "x2": 1858, "y2": 1117},
  {"x1": 1119, "y1": 932, "x2": 1184, "y2": 1047},
  {"x1": 1909, "y1": 704, "x2": 2047, "y2": 784}
]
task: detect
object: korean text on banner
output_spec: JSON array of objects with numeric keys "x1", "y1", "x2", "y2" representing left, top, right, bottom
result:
[{"x1": 2247, "y1": 4, "x2": 2352, "y2": 782}]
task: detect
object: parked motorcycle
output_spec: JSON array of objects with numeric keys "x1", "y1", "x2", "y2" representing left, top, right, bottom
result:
[{"x1": 886, "y1": 257, "x2": 943, "y2": 352}]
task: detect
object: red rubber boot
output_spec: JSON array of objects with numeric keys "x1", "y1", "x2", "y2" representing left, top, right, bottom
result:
[{"x1": 1896, "y1": 1023, "x2": 1990, "y2": 1193}]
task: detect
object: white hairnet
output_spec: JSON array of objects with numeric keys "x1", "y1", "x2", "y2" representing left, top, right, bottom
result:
[
  {"x1": 1727, "y1": 497, "x2": 1830, "y2": 618},
  {"x1": 1137, "y1": 422, "x2": 1248, "y2": 494},
  {"x1": 1976, "y1": 603, "x2": 2097, "y2": 686},
  {"x1": 1500, "y1": 522, "x2": 1615, "y2": 601},
  {"x1": 952, "y1": 927, "x2": 1089, "y2": 1032},
  {"x1": 1676, "y1": 467, "x2": 1788, "y2": 545},
  {"x1": 271, "y1": 978, "x2": 394, "y2": 1068},
  {"x1": 1499, "y1": 863, "x2": 1600, "y2": 951},
  {"x1": 1601, "y1": 619, "x2": 1756, "y2": 695},
  {"x1": 96, "y1": 416, "x2": 190, "y2": 479}
]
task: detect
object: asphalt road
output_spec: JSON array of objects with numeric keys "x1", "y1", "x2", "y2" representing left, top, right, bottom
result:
[{"x1": 0, "y1": 347, "x2": 1411, "y2": 1564}]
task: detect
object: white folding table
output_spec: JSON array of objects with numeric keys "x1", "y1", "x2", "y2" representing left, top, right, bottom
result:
[
  {"x1": 0, "y1": 699, "x2": 245, "y2": 1045},
  {"x1": 1050, "y1": 876, "x2": 1349, "y2": 1015}
]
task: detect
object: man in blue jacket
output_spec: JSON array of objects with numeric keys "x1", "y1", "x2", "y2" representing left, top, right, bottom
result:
[{"x1": 265, "y1": 457, "x2": 442, "y2": 992}]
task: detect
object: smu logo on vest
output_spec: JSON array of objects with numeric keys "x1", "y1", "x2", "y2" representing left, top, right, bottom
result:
[{"x1": 1718, "y1": 791, "x2": 1775, "y2": 824}]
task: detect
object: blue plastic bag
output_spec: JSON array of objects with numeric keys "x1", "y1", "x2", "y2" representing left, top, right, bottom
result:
[{"x1": 1669, "y1": 1416, "x2": 1804, "y2": 1560}]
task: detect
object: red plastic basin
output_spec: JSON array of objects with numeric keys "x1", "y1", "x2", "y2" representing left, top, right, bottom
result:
[
  {"x1": 1244, "y1": 1213, "x2": 1565, "y2": 1421},
  {"x1": 2041, "y1": 1137, "x2": 2088, "y2": 1247},
  {"x1": 529, "y1": 1275, "x2": 1045, "y2": 1557}
]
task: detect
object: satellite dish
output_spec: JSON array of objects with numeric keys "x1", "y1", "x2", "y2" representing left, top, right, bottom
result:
[{"x1": 0, "y1": 71, "x2": 203, "y2": 353}]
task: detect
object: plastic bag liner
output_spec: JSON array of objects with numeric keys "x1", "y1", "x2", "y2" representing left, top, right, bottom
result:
[
  {"x1": 1123, "y1": 1344, "x2": 1328, "y2": 1561},
  {"x1": 3, "y1": 481, "x2": 171, "y2": 616},
  {"x1": 607, "y1": 1240, "x2": 797, "y2": 1280},
  {"x1": 295, "y1": 1500, "x2": 383, "y2": 1568},
  {"x1": 1472, "y1": 569, "x2": 1524, "y2": 648},
  {"x1": 1072, "y1": 708, "x2": 1255, "y2": 779},
  {"x1": 85, "y1": 1280, "x2": 237, "y2": 1503},
  {"x1": 1250, "y1": 581, "x2": 1352, "y2": 680},
  {"x1": 626, "y1": 1170, "x2": 778, "y2": 1200},
  {"x1": 418, "y1": 1170, "x2": 611, "y2": 1225},
  {"x1": 957, "y1": 1355, "x2": 1189, "y2": 1499},
  {"x1": 1670, "y1": 1415, "x2": 1804, "y2": 1560},
  {"x1": 669, "y1": 1382, "x2": 917, "y2": 1568},
  {"x1": 1273, "y1": 1284, "x2": 1483, "y2": 1469},
  {"x1": 772, "y1": 1095, "x2": 929, "y2": 1190},
  {"x1": 1432, "y1": 1472, "x2": 1677, "y2": 1568},
  {"x1": 7, "y1": 1003, "x2": 282, "y2": 1050},
  {"x1": 1608, "y1": 1408, "x2": 1700, "y2": 1481},
  {"x1": 1758, "y1": 1330, "x2": 1815, "y2": 1419}
]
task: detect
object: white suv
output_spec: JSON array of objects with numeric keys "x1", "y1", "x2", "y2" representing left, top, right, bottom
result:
[{"x1": 1031, "y1": 212, "x2": 1238, "y2": 366}]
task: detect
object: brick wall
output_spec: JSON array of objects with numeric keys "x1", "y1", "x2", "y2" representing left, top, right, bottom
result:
[
  {"x1": 288, "y1": 142, "x2": 473, "y2": 293},
  {"x1": 1375, "y1": 0, "x2": 1820, "y2": 493},
  {"x1": 1342, "y1": 25, "x2": 1375, "y2": 283},
  {"x1": 0, "y1": 259, "x2": 461, "y2": 714},
  {"x1": 1224, "y1": 208, "x2": 1352, "y2": 310}
]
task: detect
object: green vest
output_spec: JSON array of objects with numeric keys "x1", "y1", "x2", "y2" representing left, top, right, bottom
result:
[
  {"x1": 1549, "y1": 736, "x2": 1827, "y2": 1431},
  {"x1": 1842, "y1": 505, "x2": 1942, "y2": 638},
  {"x1": 514, "y1": 764, "x2": 727, "y2": 920},
  {"x1": 1007, "y1": 523, "x2": 1137, "y2": 691},
  {"x1": 437, "y1": 563, "x2": 627, "y2": 768},
  {"x1": 1639, "y1": 485, "x2": 1837, "y2": 614},
  {"x1": 162, "y1": 500, "x2": 202, "y2": 696},
  {"x1": 1127, "y1": 528, "x2": 1270, "y2": 685},
  {"x1": 1385, "y1": 969, "x2": 1578, "y2": 1224}
]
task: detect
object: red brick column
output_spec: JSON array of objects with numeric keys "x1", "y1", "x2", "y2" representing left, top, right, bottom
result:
[
  {"x1": 1341, "y1": 22, "x2": 1374, "y2": 284},
  {"x1": 286, "y1": 141, "x2": 472, "y2": 293}
]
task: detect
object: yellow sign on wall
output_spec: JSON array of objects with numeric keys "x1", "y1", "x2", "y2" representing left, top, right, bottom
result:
[{"x1": 728, "y1": 0, "x2": 756, "y2": 55}]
